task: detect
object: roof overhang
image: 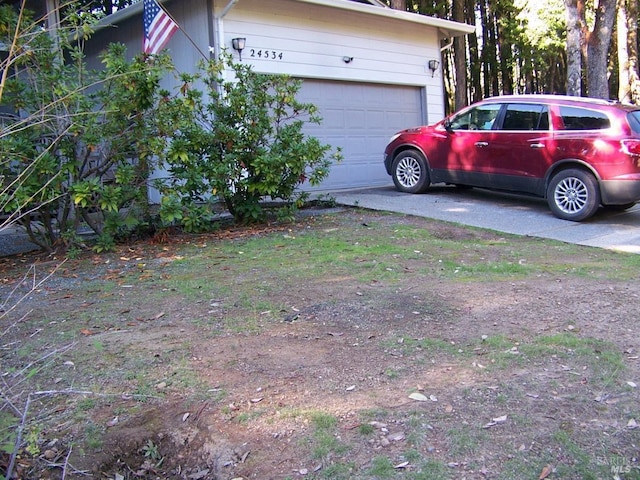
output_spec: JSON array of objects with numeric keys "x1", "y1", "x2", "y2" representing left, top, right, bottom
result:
[
  {"x1": 95, "y1": 0, "x2": 474, "y2": 38},
  {"x1": 293, "y1": 0, "x2": 474, "y2": 38},
  {"x1": 353, "y1": 0, "x2": 389, "y2": 7},
  {"x1": 94, "y1": 1, "x2": 144, "y2": 29}
]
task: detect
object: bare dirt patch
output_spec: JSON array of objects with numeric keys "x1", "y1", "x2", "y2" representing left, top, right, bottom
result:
[{"x1": 1, "y1": 208, "x2": 639, "y2": 479}]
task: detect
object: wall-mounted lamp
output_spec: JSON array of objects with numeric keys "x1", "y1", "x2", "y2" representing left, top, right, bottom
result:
[
  {"x1": 231, "y1": 37, "x2": 246, "y2": 61},
  {"x1": 428, "y1": 59, "x2": 440, "y2": 77},
  {"x1": 342, "y1": 56, "x2": 354, "y2": 64}
]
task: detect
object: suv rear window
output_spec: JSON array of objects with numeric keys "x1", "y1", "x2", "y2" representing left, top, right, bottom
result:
[
  {"x1": 559, "y1": 106, "x2": 610, "y2": 130},
  {"x1": 626, "y1": 111, "x2": 640, "y2": 133}
]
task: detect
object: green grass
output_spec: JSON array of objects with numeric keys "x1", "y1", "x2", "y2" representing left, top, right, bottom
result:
[
  {"x1": 550, "y1": 430, "x2": 609, "y2": 480},
  {"x1": 446, "y1": 424, "x2": 488, "y2": 457},
  {"x1": 311, "y1": 430, "x2": 348, "y2": 460},
  {"x1": 310, "y1": 411, "x2": 338, "y2": 430},
  {"x1": 439, "y1": 258, "x2": 530, "y2": 279},
  {"x1": 366, "y1": 456, "x2": 396, "y2": 478},
  {"x1": 409, "y1": 460, "x2": 453, "y2": 479},
  {"x1": 521, "y1": 333, "x2": 625, "y2": 383},
  {"x1": 83, "y1": 422, "x2": 104, "y2": 450},
  {"x1": 0, "y1": 411, "x2": 17, "y2": 455},
  {"x1": 358, "y1": 423, "x2": 375, "y2": 435},
  {"x1": 378, "y1": 330, "x2": 626, "y2": 397},
  {"x1": 304, "y1": 412, "x2": 349, "y2": 461},
  {"x1": 157, "y1": 217, "x2": 639, "y2": 291},
  {"x1": 317, "y1": 462, "x2": 356, "y2": 479},
  {"x1": 236, "y1": 409, "x2": 265, "y2": 425}
]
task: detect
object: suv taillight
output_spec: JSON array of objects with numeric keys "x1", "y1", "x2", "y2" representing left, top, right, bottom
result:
[{"x1": 621, "y1": 139, "x2": 640, "y2": 156}]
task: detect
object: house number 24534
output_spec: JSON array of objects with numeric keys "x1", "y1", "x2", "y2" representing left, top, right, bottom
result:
[{"x1": 250, "y1": 49, "x2": 284, "y2": 60}]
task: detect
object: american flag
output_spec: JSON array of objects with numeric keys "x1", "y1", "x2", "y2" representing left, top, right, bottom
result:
[{"x1": 143, "y1": 0, "x2": 179, "y2": 54}]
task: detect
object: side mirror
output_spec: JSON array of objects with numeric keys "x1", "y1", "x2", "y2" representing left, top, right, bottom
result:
[{"x1": 443, "y1": 119, "x2": 454, "y2": 132}]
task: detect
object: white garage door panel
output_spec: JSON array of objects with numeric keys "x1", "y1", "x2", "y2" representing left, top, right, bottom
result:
[{"x1": 297, "y1": 79, "x2": 423, "y2": 191}]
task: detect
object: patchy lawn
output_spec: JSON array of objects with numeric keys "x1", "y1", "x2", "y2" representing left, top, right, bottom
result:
[{"x1": 1, "y1": 207, "x2": 639, "y2": 480}]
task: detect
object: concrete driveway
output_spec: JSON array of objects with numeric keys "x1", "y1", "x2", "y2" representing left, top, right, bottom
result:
[{"x1": 332, "y1": 184, "x2": 640, "y2": 254}]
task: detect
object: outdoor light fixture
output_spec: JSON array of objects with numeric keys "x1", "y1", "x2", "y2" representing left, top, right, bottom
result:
[
  {"x1": 343, "y1": 56, "x2": 354, "y2": 64},
  {"x1": 231, "y1": 37, "x2": 246, "y2": 61},
  {"x1": 428, "y1": 59, "x2": 440, "y2": 76}
]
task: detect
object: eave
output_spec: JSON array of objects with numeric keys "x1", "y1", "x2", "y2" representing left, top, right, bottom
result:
[{"x1": 95, "y1": 0, "x2": 474, "y2": 38}]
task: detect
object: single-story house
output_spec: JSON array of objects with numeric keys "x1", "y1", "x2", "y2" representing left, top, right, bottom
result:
[{"x1": 83, "y1": 0, "x2": 474, "y2": 193}]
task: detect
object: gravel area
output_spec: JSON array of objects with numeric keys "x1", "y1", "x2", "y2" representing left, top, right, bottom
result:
[{"x1": 0, "y1": 225, "x2": 40, "y2": 257}]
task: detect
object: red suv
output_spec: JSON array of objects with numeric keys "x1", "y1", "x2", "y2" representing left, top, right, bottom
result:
[{"x1": 384, "y1": 94, "x2": 640, "y2": 221}]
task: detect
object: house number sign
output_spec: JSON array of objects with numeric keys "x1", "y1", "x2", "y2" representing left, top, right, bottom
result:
[{"x1": 249, "y1": 49, "x2": 284, "y2": 60}]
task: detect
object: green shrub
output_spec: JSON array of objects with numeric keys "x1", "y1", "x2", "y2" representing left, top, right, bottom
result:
[
  {"x1": 154, "y1": 54, "x2": 342, "y2": 225},
  {"x1": 0, "y1": 4, "x2": 171, "y2": 252}
]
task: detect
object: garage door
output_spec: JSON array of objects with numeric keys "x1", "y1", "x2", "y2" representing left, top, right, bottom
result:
[{"x1": 296, "y1": 79, "x2": 423, "y2": 191}]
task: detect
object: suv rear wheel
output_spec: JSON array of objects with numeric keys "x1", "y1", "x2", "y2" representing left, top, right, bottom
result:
[
  {"x1": 547, "y1": 169, "x2": 600, "y2": 221},
  {"x1": 392, "y1": 150, "x2": 430, "y2": 193}
]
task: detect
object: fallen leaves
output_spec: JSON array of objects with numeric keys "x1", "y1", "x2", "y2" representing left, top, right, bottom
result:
[
  {"x1": 106, "y1": 416, "x2": 119, "y2": 427},
  {"x1": 539, "y1": 464, "x2": 553, "y2": 479},
  {"x1": 408, "y1": 392, "x2": 428, "y2": 401},
  {"x1": 482, "y1": 415, "x2": 508, "y2": 429}
]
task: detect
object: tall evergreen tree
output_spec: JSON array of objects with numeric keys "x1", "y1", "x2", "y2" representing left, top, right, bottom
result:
[
  {"x1": 586, "y1": 0, "x2": 616, "y2": 98},
  {"x1": 565, "y1": 0, "x2": 583, "y2": 97},
  {"x1": 452, "y1": 0, "x2": 468, "y2": 110}
]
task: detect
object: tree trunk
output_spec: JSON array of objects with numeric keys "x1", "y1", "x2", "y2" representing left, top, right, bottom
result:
[
  {"x1": 495, "y1": 0, "x2": 515, "y2": 95},
  {"x1": 565, "y1": 0, "x2": 583, "y2": 95},
  {"x1": 586, "y1": 0, "x2": 616, "y2": 99},
  {"x1": 389, "y1": 0, "x2": 406, "y2": 10},
  {"x1": 617, "y1": 0, "x2": 631, "y2": 101},
  {"x1": 626, "y1": 0, "x2": 640, "y2": 102},
  {"x1": 452, "y1": 0, "x2": 468, "y2": 110},
  {"x1": 479, "y1": 0, "x2": 497, "y2": 97},
  {"x1": 466, "y1": 0, "x2": 481, "y2": 102}
]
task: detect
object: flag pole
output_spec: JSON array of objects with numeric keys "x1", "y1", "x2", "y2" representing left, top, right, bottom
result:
[{"x1": 156, "y1": 1, "x2": 209, "y2": 60}]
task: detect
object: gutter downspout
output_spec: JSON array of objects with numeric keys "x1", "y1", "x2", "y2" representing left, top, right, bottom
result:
[
  {"x1": 440, "y1": 37, "x2": 454, "y2": 52},
  {"x1": 214, "y1": 0, "x2": 240, "y2": 61},
  {"x1": 45, "y1": 0, "x2": 60, "y2": 54},
  {"x1": 439, "y1": 35, "x2": 454, "y2": 74},
  {"x1": 219, "y1": 0, "x2": 241, "y2": 18}
]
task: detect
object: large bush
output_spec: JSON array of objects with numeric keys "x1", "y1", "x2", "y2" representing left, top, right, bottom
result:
[
  {"x1": 154, "y1": 55, "x2": 342, "y2": 226},
  {"x1": 1, "y1": 4, "x2": 339, "y2": 252},
  {"x1": 0, "y1": 5, "x2": 171, "y2": 252}
]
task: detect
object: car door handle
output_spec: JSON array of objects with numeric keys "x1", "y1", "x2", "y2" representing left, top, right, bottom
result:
[
  {"x1": 475, "y1": 142, "x2": 489, "y2": 147},
  {"x1": 530, "y1": 143, "x2": 545, "y2": 149}
]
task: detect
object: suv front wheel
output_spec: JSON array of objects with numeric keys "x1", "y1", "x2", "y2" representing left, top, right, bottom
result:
[
  {"x1": 547, "y1": 169, "x2": 601, "y2": 221},
  {"x1": 392, "y1": 150, "x2": 430, "y2": 193}
]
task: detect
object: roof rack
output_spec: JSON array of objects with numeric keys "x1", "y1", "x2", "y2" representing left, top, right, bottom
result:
[{"x1": 485, "y1": 94, "x2": 615, "y2": 105}]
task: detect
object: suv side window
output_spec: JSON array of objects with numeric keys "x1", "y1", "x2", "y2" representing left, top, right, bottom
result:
[
  {"x1": 501, "y1": 104, "x2": 549, "y2": 131},
  {"x1": 449, "y1": 104, "x2": 502, "y2": 131},
  {"x1": 559, "y1": 106, "x2": 610, "y2": 130}
]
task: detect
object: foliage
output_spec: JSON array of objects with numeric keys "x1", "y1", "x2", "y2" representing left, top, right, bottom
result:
[
  {"x1": 1, "y1": 3, "x2": 337, "y2": 251},
  {"x1": 142, "y1": 439, "x2": 162, "y2": 462},
  {"x1": 399, "y1": 0, "x2": 620, "y2": 104},
  {"x1": 0, "y1": 3, "x2": 171, "y2": 252},
  {"x1": 154, "y1": 54, "x2": 341, "y2": 225},
  {"x1": 84, "y1": 0, "x2": 138, "y2": 16}
]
